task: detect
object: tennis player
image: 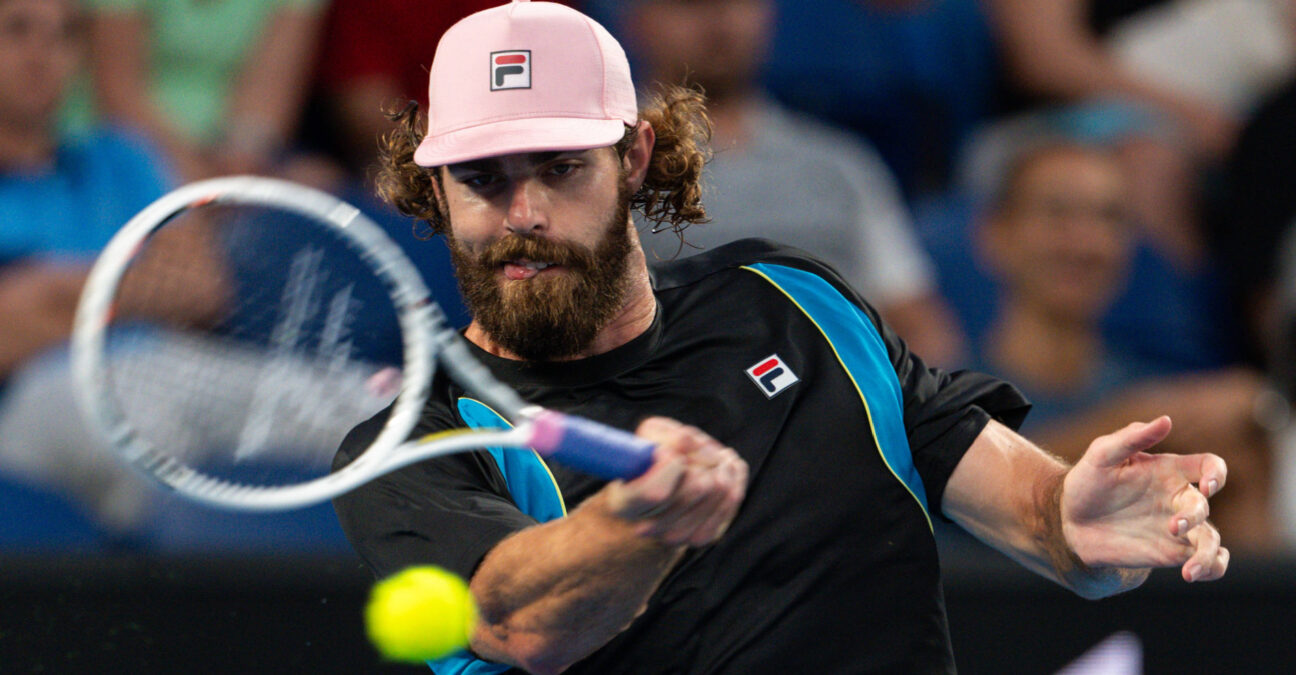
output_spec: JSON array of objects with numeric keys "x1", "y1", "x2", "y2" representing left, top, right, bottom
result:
[{"x1": 333, "y1": 2, "x2": 1229, "y2": 673}]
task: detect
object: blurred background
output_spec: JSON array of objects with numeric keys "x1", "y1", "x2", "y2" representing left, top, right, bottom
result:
[{"x1": 1, "y1": 0, "x2": 1294, "y2": 671}]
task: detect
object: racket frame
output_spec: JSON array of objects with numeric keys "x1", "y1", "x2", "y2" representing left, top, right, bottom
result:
[
  {"x1": 71, "y1": 176, "x2": 443, "y2": 509},
  {"x1": 72, "y1": 176, "x2": 651, "y2": 511}
]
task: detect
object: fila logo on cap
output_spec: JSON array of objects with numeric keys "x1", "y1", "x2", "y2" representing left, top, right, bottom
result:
[
  {"x1": 746, "y1": 354, "x2": 799, "y2": 398},
  {"x1": 491, "y1": 50, "x2": 531, "y2": 90}
]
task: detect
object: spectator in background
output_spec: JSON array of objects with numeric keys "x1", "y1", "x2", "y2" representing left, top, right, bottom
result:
[
  {"x1": 0, "y1": 0, "x2": 173, "y2": 538},
  {"x1": 0, "y1": 0, "x2": 178, "y2": 388},
  {"x1": 85, "y1": 0, "x2": 327, "y2": 181},
  {"x1": 0, "y1": 0, "x2": 321, "y2": 553},
  {"x1": 987, "y1": 0, "x2": 1295, "y2": 155},
  {"x1": 616, "y1": 0, "x2": 967, "y2": 366},
  {"x1": 926, "y1": 103, "x2": 1239, "y2": 374},
  {"x1": 757, "y1": 0, "x2": 999, "y2": 199},
  {"x1": 985, "y1": 0, "x2": 1296, "y2": 272},
  {"x1": 974, "y1": 139, "x2": 1278, "y2": 550}
]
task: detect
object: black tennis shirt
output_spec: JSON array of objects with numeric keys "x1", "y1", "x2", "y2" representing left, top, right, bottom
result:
[{"x1": 334, "y1": 239, "x2": 1030, "y2": 674}]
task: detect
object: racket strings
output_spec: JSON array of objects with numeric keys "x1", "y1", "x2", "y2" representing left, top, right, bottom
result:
[{"x1": 99, "y1": 203, "x2": 405, "y2": 486}]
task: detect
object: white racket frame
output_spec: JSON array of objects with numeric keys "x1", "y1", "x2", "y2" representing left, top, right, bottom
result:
[{"x1": 72, "y1": 176, "x2": 537, "y2": 510}]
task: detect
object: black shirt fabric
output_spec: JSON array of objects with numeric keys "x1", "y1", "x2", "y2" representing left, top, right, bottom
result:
[{"x1": 333, "y1": 239, "x2": 1030, "y2": 674}]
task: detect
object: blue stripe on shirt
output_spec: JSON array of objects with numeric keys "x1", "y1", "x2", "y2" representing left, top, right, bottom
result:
[{"x1": 743, "y1": 263, "x2": 931, "y2": 527}]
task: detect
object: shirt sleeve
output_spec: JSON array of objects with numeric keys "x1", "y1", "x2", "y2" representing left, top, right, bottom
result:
[
  {"x1": 873, "y1": 306, "x2": 1031, "y2": 515},
  {"x1": 894, "y1": 355, "x2": 1033, "y2": 515},
  {"x1": 741, "y1": 241, "x2": 1031, "y2": 515},
  {"x1": 331, "y1": 402, "x2": 538, "y2": 581}
]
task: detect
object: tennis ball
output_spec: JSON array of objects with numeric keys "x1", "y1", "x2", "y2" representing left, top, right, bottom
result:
[{"x1": 365, "y1": 566, "x2": 478, "y2": 663}]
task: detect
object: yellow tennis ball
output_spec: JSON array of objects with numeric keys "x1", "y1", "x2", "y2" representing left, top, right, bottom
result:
[{"x1": 365, "y1": 566, "x2": 478, "y2": 663}]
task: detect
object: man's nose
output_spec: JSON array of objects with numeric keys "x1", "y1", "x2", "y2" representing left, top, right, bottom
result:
[{"x1": 504, "y1": 180, "x2": 548, "y2": 234}]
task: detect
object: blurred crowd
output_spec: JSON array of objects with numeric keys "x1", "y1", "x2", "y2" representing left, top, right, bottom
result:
[{"x1": 2, "y1": 0, "x2": 1295, "y2": 556}]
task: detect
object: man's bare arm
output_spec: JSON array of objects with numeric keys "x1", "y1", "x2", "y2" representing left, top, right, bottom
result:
[
  {"x1": 468, "y1": 418, "x2": 747, "y2": 675},
  {"x1": 942, "y1": 418, "x2": 1227, "y2": 599}
]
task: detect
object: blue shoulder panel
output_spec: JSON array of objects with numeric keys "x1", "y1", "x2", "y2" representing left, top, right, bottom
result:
[
  {"x1": 428, "y1": 652, "x2": 510, "y2": 675},
  {"x1": 429, "y1": 399, "x2": 567, "y2": 674},
  {"x1": 742, "y1": 263, "x2": 931, "y2": 527},
  {"x1": 456, "y1": 398, "x2": 567, "y2": 523}
]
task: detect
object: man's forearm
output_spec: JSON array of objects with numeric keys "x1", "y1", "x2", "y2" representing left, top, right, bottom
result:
[{"x1": 468, "y1": 492, "x2": 685, "y2": 674}]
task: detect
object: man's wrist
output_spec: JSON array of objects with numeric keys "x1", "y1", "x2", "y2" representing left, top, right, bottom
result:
[
  {"x1": 1038, "y1": 469, "x2": 1091, "y2": 579},
  {"x1": 1041, "y1": 469, "x2": 1149, "y2": 599}
]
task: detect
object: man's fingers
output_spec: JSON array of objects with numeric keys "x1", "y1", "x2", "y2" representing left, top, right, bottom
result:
[
  {"x1": 1201, "y1": 546, "x2": 1230, "y2": 582},
  {"x1": 636, "y1": 417, "x2": 728, "y2": 466},
  {"x1": 619, "y1": 417, "x2": 712, "y2": 516},
  {"x1": 1172, "y1": 453, "x2": 1227, "y2": 498},
  {"x1": 639, "y1": 451, "x2": 747, "y2": 545},
  {"x1": 614, "y1": 450, "x2": 687, "y2": 518},
  {"x1": 635, "y1": 416, "x2": 688, "y2": 445},
  {"x1": 637, "y1": 463, "x2": 719, "y2": 536},
  {"x1": 1182, "y1": 523, "x2": 1225, "y2": 582},
  {"x1": 1088, "y1": 416, "x2": 1173, "y2": 468},
  {"x1": 621, "y1": 416, "x2": 750, "y2": 546},
  {"x1": 678, "y1": 454, "x2": 748, "y2": 546},
  {"x1": 642, "y1": 474, "x2": 724, "y2": 543},
  {"x1": 1170, "y1": 487, "x2": 1210, "y2": 537},
  {"x1": 674, "y1": 425, "x2": 730, "y2": 467}
]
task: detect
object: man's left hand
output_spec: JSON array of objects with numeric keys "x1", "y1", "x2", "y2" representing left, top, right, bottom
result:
[{"x1": 1062, "y1": 416, "x2": 1229, "y2": 582}]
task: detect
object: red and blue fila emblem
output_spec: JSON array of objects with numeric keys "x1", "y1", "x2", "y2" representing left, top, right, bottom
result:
[
  {"x1": 491, "y1": 50, "x2": 531, "y2": 90},
  {"x1": 746, "y1": 354, "x2": 799, "y2": 398}
]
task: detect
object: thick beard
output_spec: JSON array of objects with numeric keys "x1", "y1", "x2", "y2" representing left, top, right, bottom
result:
[{"x1": 447, "y1": 193, "x2": 635, "y2": 361}]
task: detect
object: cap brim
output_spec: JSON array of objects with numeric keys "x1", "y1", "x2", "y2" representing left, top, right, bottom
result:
[{"x1": 414, "y1": 117, "x2": 628, "y2": 167}]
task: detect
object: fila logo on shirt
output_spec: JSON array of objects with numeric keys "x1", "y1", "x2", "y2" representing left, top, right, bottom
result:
[
  {"x1": 746, "y1": 354, "x2": 799, "y2": 398},
  {"x1": 491, "y1": 50, "x2": 531, "y2": 90}
]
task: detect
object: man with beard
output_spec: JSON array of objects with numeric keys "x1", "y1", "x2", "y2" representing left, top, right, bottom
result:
[{"x1": 332, "y1": 2, "x2": 1230, "y2": 673}]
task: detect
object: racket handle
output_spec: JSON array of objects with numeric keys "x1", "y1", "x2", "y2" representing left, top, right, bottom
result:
[{"x1": 528, "y1": 411, "x2": 654, "y2": 480}]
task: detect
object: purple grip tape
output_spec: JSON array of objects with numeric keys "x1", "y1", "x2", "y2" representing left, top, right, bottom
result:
[{"x1": 527, "y1": 410, "x2": 654, "y2": 479}]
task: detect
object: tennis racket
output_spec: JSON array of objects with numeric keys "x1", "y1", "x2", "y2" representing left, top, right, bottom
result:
[{"x1": 71, "y1": 176, "x2": 654, "y2": 511}]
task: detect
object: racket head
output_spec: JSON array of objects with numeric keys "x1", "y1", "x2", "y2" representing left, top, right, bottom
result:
[{"x1": 71, "y1": 176, "x2": 440, "y2": 509}]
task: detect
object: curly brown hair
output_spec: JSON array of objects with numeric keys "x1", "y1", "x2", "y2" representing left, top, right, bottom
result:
[{"x1": 373, "y1": 83, "x2": 712, "y2": 242}]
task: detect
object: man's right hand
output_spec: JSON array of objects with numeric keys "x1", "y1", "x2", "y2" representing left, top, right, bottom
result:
[
  {"x1": 468, "y1": 416, "x2": 748, "y2": 672},
  {"x1": 601, "y1": 416, "x2": 748, "y2": 547}
]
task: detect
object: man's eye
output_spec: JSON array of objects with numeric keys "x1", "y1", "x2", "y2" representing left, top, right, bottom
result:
[
  {"x1": 463, "y1": 174, "x2": 498, "y2": 188},
  {"x1": 548, "y1": 163, "x2": 577, "y2": 176}
]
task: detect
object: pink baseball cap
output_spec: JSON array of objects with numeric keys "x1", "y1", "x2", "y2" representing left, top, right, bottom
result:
[{"x1": 413, "y1": 0, "x2": 639, "y2": 167}]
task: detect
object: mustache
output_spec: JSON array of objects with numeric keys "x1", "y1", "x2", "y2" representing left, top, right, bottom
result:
[{"x1": 475, "y1": 234, "x2": 597, "y2": 269}]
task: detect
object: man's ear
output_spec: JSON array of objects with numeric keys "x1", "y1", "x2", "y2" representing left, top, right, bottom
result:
[
  {"x1": 429, "y1": 167, "x2": 453, "y2": 234},
  {"x1": 432, "y1": 166, "x2": 448, "y2": 203},
  {"x1": 623, "y1": 120, "x2": 656, "y2": 194}
]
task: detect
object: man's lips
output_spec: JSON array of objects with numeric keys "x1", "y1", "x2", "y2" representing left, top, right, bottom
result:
[{"x1": 502, "y1": 259, "x2": 560, "y2": 281}]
